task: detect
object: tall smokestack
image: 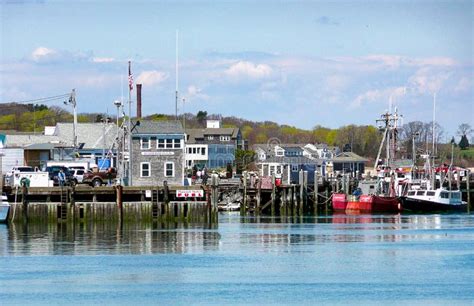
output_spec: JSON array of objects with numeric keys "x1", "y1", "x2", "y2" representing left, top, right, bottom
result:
[{"x1": 136, "y1": 83, "x2": 142, "y2": 119}]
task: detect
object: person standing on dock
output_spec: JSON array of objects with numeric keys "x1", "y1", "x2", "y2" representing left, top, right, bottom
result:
[{"x1": 58, "y1": 169, "x2": 66, "y2": 187}]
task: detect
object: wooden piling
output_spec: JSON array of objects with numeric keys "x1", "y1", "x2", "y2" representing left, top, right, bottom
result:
[
  {"x1": 271, "y1": 173, "x2": 276, "y2": 217},
  {"x1": 22, "y1": 185, "x2": 28, "y2": 223},
  {"x1": 116, "y1": 185, "x2": 123, "y2": 223},
  {"x1": 314, "y1": 171, "x2": 319, "y2": 216},
  {"x1": 467, "y1": 170, "x2": 470, "y2": 213},
  {"x1": 241, "y1": 171, "x2": 247, "y2": 216},
  {"x1": 281, "y1": 188, "x2": 287, "y2": 217},
  {"x1": 298, "y1": 170, "x2": 304, "y2": 216},
  {"x1": 256, "y1": 177, "x2": 262, "y2": 216}
]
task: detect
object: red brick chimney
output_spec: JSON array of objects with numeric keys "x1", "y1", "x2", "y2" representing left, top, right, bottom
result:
[{"x1": 136, "y1": 83, "x2": 142, "y2": 119}]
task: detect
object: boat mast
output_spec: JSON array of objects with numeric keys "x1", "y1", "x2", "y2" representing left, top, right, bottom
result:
[{"x1": 431, "y1": 92, "x2": 436, "y2": 189}]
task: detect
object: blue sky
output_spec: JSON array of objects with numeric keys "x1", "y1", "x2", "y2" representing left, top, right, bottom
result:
[{"x1": 1, "y1": 0, "x2": 473, "y2": 139}]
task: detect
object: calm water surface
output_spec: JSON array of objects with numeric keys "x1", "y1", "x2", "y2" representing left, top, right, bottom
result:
[{"x1": 1, "y1": 213, "x2": 473, "y2": 305}]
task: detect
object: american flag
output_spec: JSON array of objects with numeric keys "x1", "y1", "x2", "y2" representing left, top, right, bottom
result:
[{"x1": 128, "y1": 61, "x2": 133, "y2": 91}]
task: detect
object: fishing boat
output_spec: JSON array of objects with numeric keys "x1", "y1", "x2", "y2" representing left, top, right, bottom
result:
[
  {"x1": 0, "y1": 194, "x2": 10, "y2": 223},
  {"x1": 400, "y1": 188, "x2": 467, "y2": 212},
  {"x1": 332, "y1": 109, "x2": 403, "y2": 213}
]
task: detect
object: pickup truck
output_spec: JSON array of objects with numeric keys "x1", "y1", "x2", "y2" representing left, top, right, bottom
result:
[{"x1": 83, "y1": 168, "x2": 117, "y2": 187}]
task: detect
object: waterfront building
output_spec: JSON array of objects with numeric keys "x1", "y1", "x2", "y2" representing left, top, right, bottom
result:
[
  {"x1": 130, "y1": 120, "x2": 185, "y2": 186},
  {"x1": 186, "y1": 120, "x2": 242, "y2": 169},
  {"x1": 0, "y1": 122, "x2": 117, "y2": 172}
]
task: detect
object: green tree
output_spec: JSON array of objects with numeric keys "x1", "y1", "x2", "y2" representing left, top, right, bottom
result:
[
  {"x1": 196, "y1": 110, "x2": 207, "y2": 126},
  {"x1": 459, "y1": 134, "x2": 470, "y2": 150}
]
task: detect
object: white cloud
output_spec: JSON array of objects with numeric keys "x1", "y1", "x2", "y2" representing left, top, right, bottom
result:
[
  {"x1": 351, "y1": 86, "x2": 407, "y2": 108},
  {"x1": 185, "y1": 85, "x2": 209, "y2": 101},
  {"x1": 136, "y1": 70, "x2": 168, "y2": 86},
  {"x1": 92, "y1": 57, "x2": 115, "y2": 63},
  {"x1": 408, "y1": 68, "x2": 451, "y2": 94},
  {"x1": 225, "y1": 61, "x2": 273, "y2": 80},
  {"x1": 31, "y1": 47, "x2": 58, "y2": 62}
]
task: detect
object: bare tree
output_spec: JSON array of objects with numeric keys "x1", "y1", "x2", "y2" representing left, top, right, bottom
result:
[{"x1": 457, "y1": 123, "x2": 472, "y2": 137}]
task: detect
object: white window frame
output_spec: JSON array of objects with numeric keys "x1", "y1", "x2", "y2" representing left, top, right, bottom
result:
[
  {"x1": 164, "y1": 162, "x2": 174, "y2": 177},
  {"x1": 208, "y1": 135, "x2": 214, "y2": 140},
  {"x1": 141, "y1": 137, "x2": 151, "y2": 150},
  {"x1": 220, "y1": 135, "x2": 230, "y2": 141},
  {"x1": 157, "y1": 139, "x2": 165, "y2": 149},
  {"x1": 140, "y1": 162, "x2": 151, "y2": 177},
  {"x1": 173, "y1": 139, "x2": 181, "y2": 149}
]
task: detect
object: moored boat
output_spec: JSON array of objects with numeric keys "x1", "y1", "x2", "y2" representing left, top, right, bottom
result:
[
  {"x1": 332, "y1": 193, "x2": 348, "y2": 211},
  {"x1": 0, "y1": 194, "x2": 10, "y2": 223},
  {"x1": 346, "y1": 194, "x2": 401, "y2": 213},
  {"x1": 400, "y1": 188, "x2": 467, "y2": 213}
]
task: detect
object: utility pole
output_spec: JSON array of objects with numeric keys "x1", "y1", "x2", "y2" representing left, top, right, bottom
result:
[{"x1": 128, "y1": 61, "x2": 133, "y2": 186}]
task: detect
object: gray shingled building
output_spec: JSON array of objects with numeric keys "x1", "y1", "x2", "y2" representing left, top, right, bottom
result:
[{"x1": 130, "y1": 120, "x2": 185, "y2": 186}]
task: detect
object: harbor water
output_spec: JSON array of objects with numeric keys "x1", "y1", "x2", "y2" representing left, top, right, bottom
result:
[{"x1": 1, "y1": 213, "x2": 473, "y2": 305}]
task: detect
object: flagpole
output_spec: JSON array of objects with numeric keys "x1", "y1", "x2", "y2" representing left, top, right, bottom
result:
[{"x1": 128, "y1": 60, "x2": 133, "y2": 186}]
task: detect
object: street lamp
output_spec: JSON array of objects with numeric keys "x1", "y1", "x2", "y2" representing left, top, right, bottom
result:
[{"x1": 64, "y1": 89, "x2": 78, "y2": 155}]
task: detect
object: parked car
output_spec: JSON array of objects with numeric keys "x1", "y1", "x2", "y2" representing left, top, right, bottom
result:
[
  {"x1": 70, "y1": 168, "x2": 85, "y2": 184},
  {"x1": 45, "y1": 166, "x2": 75, "y2": 186},
  {"x1": 83, "y1": 167, "x2": 117, "y2": 187}
]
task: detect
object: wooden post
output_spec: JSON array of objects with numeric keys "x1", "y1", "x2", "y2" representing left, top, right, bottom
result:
[
  {"x1": 241, "y1": 171, "x2": 247, "y2": 216},
  {"x1": 298, "y1": 170, "x2": 304, "y2": 216},
  {"x1": 314, "y1": 171, "x2": 319, "y2": 216},
  {"x1": 325, "y1": 181, "x2": 329, "y2": 214},
  {"x1": 256, "y1": 177, "x2": 262, "y2": 216},
  {"x1": 466, "y1": 170, "x2": 470, "y2": 213},
  {"x1": 116, "y1": 184, "x2": 123, "y2": 223},
  {"x1": 211, "y1": 174, "x2": 219, "y2": 223},
  {"x1": 271, "y1": 173, "x2": 276, "y2": 216},
  {"x1": 164, "y1": 181, "x2": 169, "y2": 220},
  {"x1": 22, "y1": 185, "x2": 28, "y2": 223},
  {"x1": 456, "y1": 169, "x2": 461, "y2": 190},
  {"x1": 281, "y1": 188, "x2": 287, "y2": 217}
]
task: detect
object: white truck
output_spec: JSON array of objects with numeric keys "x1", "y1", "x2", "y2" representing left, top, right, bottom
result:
[
  {"x1": 45, "y1": 160, "x2": 95, "y2": 171},
  {"x1": 5, "y1": 171, "x2": 52, "y2": 187}
]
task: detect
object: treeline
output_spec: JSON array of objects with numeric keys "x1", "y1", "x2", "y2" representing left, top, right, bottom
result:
[{"x1": 0, "y1": 104, "x2": 472, "y2": 164}]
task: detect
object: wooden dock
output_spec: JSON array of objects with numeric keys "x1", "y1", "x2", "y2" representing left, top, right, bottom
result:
[{"x1": 5, "y1": 184, "x2": 218, "y2": 224}]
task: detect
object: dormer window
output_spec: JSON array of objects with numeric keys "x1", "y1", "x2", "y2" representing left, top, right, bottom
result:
[
  {"x1": 220, "y1": 135, "x2": 230, "y2": 141},
  {"x1": 275, "y1": 149, "x2": 284, "y2": 157},
  {"x1": 207, "y1": 135, "x2": 214, "y2": 140}
]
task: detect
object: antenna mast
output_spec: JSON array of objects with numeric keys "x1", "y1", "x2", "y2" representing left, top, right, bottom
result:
[{"x1": 175, "y1": 30, "x2": 179, "y2": 120}]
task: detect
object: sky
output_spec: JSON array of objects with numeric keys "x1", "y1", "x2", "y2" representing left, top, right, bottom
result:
[{"x1": 1, "y1": 0, "x2": 473, "y2": 139}]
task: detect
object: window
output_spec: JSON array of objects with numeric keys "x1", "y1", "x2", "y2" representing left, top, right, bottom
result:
[
  {"x1": 291, "y1": 165, "x2": 299, "y2": 172},
  {"x1": 427, "y1": 191, "x2": 436, "y2": 196},
  {"x1": 165, "y1": 162, "x2": 174, "y2": 177},
  {"x1": 207, "y1": 135, "x2": 214, "y2": 140},
  {"x1": 408, "y1": 191, "x2": 416, "y2": 196},
  {"x1": 193, "y1": 147, "x2": 197, "y2": 154},
  {"x1": 416, "y1": 191, "x2": 425, "y2": 196},
  {"x1": 173, "y1": 139, "x2": 181, "y2": 149},
  {"x1": 202, "y1": 148, "x2": 206, "y2": 155},
  {"x1": 269, "y1": 165, "x2": 275, "y2": 175},
  {"x1": 141, "y1": 137, "x2": 150, "y2": 150},
  {"x1": 441, "y1": 192, "x2": 449, "y2": 199},
  {"x1": 140, "y1": 162, "x2": 151, "y2": 177},
  {"x1": 220, "y1": 135, "x2": 230, "y2": 141},
  {"x1": 158, "y1": 139, "x2": 165, "y2": 148},
  {"x1": 276, "y1": 150, "x2": 284, "y2": 157}
]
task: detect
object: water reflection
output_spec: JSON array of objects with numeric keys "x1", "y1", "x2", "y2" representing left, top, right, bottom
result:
[
  {"x1": 1, "y1": 222, "x2": 220, "y2": 256},
  {"x1": 1, "y1": 213, "x2": 473, "y2": 256}
]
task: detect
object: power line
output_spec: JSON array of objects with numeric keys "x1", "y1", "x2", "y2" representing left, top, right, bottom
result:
[{"x1": 2, "y1": 93, "x2": 70, "y2": 104}]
